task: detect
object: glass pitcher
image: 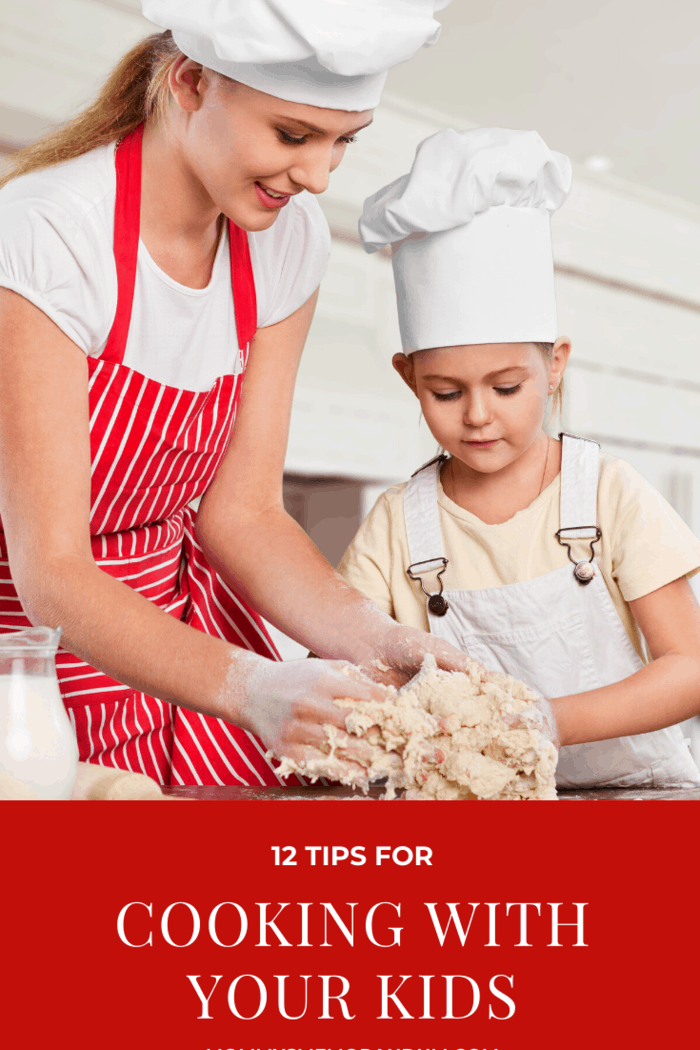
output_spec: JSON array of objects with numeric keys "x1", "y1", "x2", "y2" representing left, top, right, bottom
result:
[{"x1": 0, "y1": 627, "x2": 78, "y2": 800}]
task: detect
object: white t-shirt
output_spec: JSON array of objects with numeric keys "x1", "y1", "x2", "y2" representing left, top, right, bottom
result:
[{"x1": 0, "y1": 145, "x2": 330, "y2": 391}]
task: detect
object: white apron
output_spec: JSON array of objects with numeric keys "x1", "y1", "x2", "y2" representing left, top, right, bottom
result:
[{"x1": 403, "y1": 434, "x2": 700, "y2": 789}]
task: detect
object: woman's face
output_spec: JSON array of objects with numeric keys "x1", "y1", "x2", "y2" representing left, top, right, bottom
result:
[
  {"x1": 394, "y1": 341, "x2": 570, "y2": 478},
  {"x1": 170, "y1": 60, "x2": 373, "y2": 230}
]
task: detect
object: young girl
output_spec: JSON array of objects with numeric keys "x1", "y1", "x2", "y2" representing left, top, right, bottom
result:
[{"x1": 340, "y1": 127, "x2": 700, "y2": 788}]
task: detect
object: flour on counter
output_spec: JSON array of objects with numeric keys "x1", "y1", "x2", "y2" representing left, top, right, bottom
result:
[{"x1": 276, "y1": 655, "x2": 557, "y2": 800}]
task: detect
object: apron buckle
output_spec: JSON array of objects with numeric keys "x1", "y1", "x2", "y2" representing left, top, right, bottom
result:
[
  {"x1": 407, "y1": 558, "x2": 450, "y2": 616},
  {"x1": 555, "y1": 527, "x2": 602, "y2": 586},
  {"x1": 573, "y1": 560, "x2": 596, "y2": 584}
]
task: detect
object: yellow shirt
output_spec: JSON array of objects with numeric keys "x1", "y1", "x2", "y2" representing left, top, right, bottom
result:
[{"x1": 338, "y1": 452, "x2": 700, "y2": 660}]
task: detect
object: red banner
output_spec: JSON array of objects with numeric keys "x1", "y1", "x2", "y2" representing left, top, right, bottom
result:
[{"x1": 3, "y1": 801, "x2": 695, "y2": 1047}]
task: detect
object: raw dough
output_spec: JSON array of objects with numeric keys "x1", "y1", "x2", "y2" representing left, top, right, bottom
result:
[{"x1": 276, "y1": 655, "x2": 557, "y2": 800}]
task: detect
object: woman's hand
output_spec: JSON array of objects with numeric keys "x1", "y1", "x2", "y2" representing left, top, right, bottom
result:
[
  {"x1": 231, "y1": 656, "x2": 397, "y2": 779},
  {"x1": 359, "y1": 622, "x2": 476, "y2": 688},
  {"x1": 363, "y1": 624, "x2": 562, "y2": 753}
]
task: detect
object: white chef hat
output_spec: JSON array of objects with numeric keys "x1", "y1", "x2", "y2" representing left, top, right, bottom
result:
[
  {"x1": 142, "y1": 0, "x2": 451, "y2": 111},
  {"x1": 359, "y1": 127, "x2": 572, "y2": 350}
]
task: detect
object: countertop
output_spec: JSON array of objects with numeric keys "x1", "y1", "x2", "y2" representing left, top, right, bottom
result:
[{"x1": 162, "y1": 784, "x2": 700, "y2": 801}]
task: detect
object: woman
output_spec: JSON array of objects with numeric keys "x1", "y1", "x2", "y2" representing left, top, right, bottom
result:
[{"x1": 0, "y1": 0, "x2": 467, "y2": 787}]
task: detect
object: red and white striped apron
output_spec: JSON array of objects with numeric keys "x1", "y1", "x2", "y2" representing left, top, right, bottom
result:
[{"x1": 0, "y1": 125, "x2": 299, "y2": 787}]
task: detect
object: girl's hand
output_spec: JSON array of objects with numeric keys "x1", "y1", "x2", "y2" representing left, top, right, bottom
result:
[
  {"x1": 502, "y1": 694, "x2": 561, "y2": 750},
  {"x1": 536, "y1": 696, "x2": 561, "y2": 749},
  {"x1": 233, "y1": 656, "x2": 396, "y2": 779},
  {"x1": 361, "y1": 623, "x2": 476, "y2": 688}
]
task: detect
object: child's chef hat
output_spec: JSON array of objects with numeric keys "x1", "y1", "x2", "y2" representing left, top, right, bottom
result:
[
  {"x1": 142, "y1": 0, "x2": 450, "y2": 111},
  {"x1": 359, "y1": 127, "x2": 572, "y2": 349}
]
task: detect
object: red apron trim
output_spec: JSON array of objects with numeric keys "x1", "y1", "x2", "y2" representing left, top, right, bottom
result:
[
  {"x1": 103, "y1": 124, "x2": 142, "y2": 364},
  {"x1": 228, "y1": 221, "x2": 257, "y2": 350}
]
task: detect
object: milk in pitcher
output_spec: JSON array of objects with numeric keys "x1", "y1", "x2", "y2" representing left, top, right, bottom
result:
[{"x1": 0, "y1": 628, "x2": 78, "y2": 800}]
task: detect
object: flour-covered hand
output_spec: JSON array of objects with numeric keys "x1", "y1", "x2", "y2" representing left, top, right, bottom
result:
[
  {"x1": 362, "y1": 623, "x2": 475, "y2": 687},
  {"x1": 502, "y1": 692, "x2": 560, "y2": 750},
  {"x1": 231, "y1": 656, "x2": 395, "y2": 777}
]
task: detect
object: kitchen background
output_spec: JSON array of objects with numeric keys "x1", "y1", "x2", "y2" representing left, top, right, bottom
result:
[{"x1": 2, "y1": 0, "x2": 700, "y2": 753}]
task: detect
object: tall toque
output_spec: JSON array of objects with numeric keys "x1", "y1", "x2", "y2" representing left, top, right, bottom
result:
[{"x1": 359, "y1": 128, "x2": 572, "y2": 349}]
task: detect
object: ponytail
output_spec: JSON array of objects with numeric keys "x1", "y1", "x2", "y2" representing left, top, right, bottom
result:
[{"x1": 0, "y1": 31, "x2": 180, "y2": 189}]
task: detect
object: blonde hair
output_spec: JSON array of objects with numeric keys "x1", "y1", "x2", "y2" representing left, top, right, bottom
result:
[
  {"x1": 533, "y1": 341, "x2": 564, "y2": 420},
  {"x1": 0, "y1": 31, "x2": 181, "y2": 189}
]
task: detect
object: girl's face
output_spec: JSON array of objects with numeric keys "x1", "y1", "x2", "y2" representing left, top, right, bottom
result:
[
  {"x1": 169, "y1": 60, "x2": 373, "y2": 230},
  {"x1": 394, "y1": 341, "x2": 570, "y2": 477}
]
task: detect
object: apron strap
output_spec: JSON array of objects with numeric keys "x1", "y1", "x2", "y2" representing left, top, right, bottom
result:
[
  {"x1": 228, "y1": 221, "x2": 258, "y2": 357},
  {"x1": 559, "y1": 432, "x2": 600, "y2": 540},
  {"x1": 102, "y1": 125, "x2": 143, "y2": 364},
  {"x1": 404, "y1": 458, "x2": 446, "y2": 565},
  {"x1": 102, "y1": 124, "x2": 257, "y2": 366},
  {"x1": 405, "y1": 436, "x2": 601, "y2": 601},
  {"x1": 403, "y1": 458, "x2": 450, "y2": 615}
]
